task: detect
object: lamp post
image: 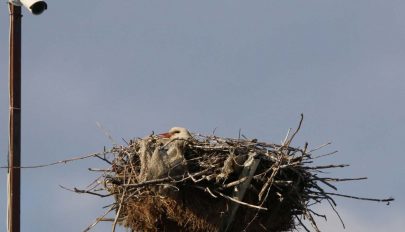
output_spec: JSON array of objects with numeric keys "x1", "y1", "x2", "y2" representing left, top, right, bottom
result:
[{"x1": 7, "y1": 1, "x2": 47, "y2": 232}]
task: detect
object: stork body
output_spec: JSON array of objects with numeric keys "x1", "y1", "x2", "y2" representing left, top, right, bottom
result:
[{"x1": 140, "y1": 127, "x2": 191, "y2": 181}]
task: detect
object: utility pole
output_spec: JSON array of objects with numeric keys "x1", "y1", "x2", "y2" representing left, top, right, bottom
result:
[
  {"x1": 7, "y1": 1, "x2": 47, "y2": 231},
  {"x1": 8, "y1": 3, "x2": 22, "y2": 232}
]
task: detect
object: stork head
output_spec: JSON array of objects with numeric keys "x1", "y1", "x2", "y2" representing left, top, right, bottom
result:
[{"x1": 158, "y1": 127, "x2": 192, "y2": 140}]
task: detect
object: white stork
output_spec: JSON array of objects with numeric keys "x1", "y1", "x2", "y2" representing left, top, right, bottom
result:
[{"x1": 141, "y1": 127, "x2": 191, "y2": 181}]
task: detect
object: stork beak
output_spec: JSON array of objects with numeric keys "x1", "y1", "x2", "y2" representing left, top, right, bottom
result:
[{"x1": 158, "y1": 132, "x2": 172, "y2": 138}]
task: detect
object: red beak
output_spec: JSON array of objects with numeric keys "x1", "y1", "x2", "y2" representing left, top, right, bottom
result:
[{"x1": 158, "y1": 132, "x2": 172, "y2": 138}]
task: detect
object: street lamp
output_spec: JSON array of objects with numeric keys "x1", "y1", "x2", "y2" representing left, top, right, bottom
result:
[{"x1": 7, "y1": 1, "x2": 47, "y2": 232}]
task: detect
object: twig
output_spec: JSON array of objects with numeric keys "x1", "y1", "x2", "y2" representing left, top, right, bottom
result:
[
  {"x1": 0, "y1": 151, "x2": 108, "y2": 169},
  {"x1": 327, "y1": 198, "x2": 345, "y2": 229},
  {"x1": 222, "y1": 176, "x2": 248, "y2": 189},
  {"x1": 312, "y1": 150, "x2": 338, "y2": 159},
  {"x1": 258, "y1": 161, "x2": 280, "y2": 201},
  {"x1": 305, "y1": 209, "x2": 321, "y2": 232},
  {"x1": 308, "y1": 209, "x2": 327, "y2": 220},
  {"x1": 215, "y1": 191, "x2": 267, "y2": 211},
  {"x1": 325, "y1": 192, "x2": 395, "y2": 203},
  {"x1": 282, "y1": 128, "x2": 291, "y2": 146},
  {"x1": 95, "y1": 154, "x2": 112, "y2": 165},
  {"x1": 320, "y1": 177, "x2": 367, "y2": 182},
  {"x1": 88, "y1": 168, "x2": 111, "y2": 172},
  {"x1": 112, "y1": 188, "x2": 125, "y2": 232},
  {"x1": 96, "y1": 121, "x2": 117, "y2": 145},
  {"x1": 285, "y1": 113, "x2": 304, "y2": 147},
  {"x1": 304, "y1": 164, "x2": 349, "y2": 170},
  {"x1": 312, "y1": 175, "x2": 338, "y2": 190},
  {"x1": 309, "y1": 142, "x2": 332, "y2": 153},
  {"x1": 83, "y1": 205, "x2": 114, "y2": 232},
  {"x1": 60, "y1": 185, "x2": 112, "y2": 198},
  {"x1": 294, "y1": 215, "x2": 311, "y2": 232}
]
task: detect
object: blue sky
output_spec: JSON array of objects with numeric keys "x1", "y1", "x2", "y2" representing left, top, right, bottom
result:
[{"x1": 1, "y1": 1, "x2": 404, "y2": 231}]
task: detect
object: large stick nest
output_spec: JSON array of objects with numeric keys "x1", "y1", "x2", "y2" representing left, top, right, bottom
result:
[
  {"x1": 111, "y1": 136, "x2": 310, "y2": 231},
  {"x1": 75, "y1": 118, "x2": 393, "y2": 232}
]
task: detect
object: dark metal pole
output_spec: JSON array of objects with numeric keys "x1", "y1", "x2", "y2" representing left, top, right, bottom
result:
[{"x1": 8, "y1": 3, "x2": 22, "y2": 232}]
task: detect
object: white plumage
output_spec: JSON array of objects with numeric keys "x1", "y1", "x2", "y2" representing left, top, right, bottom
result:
[{"x1": 139, "y1": 127, "x2": 191, "y2": 181}]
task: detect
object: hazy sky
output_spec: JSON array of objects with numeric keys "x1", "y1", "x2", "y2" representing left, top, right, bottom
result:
[{"x1": 1, "y1": 1, "x2": 404, "y2": 231}]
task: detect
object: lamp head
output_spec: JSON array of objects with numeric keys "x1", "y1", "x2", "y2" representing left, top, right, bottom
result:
[{"x1": 10, "y1": 0, "x2": 47, "y2": 15}]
